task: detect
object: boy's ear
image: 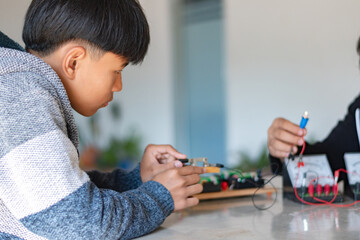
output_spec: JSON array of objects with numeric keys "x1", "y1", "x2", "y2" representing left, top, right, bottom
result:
[{"x1": 62, "y1": 46, "x2": 87, "y2": 80}]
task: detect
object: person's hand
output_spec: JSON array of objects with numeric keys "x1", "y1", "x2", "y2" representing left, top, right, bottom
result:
[
  {"x1": 140, "y1": 144, "x2": 186, "y2": 182},
  {"x1": 267, "y1": 118, "x2": 307, "y2": 159},
  {"x1": 153, "y1": 166, "x2": 205, "y2": 211}
]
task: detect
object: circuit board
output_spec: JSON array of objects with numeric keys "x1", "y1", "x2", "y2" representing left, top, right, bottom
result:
[{"x1": 195, "y1": 169, "x2": 275, "y2": 200}]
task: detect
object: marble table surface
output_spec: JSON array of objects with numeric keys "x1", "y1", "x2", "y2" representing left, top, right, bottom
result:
[{"x1": 137, "y1": 186, "x2": 360, "y2": 240}]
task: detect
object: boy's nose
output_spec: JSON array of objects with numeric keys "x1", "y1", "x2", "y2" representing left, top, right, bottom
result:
[{"x1": 113, "y1": 74, "x2": 123, "y2": 92}]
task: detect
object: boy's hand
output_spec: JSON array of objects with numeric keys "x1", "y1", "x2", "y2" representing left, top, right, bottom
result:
[
  {"x1": 153, "y1": 166, "x2": 205, "y2": 211},
  {"x1": 140, "y1": 144, "x2": 186, "y2": 182},
  {"x1": 267, "y1": 118, "x2": 307, "y2": 159}
]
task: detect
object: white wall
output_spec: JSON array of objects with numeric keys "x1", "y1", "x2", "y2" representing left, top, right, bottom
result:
[
  {"x1": 117, "y1": 0, "x2": 175, "y2": 147},
  {"x1": 0, "y1": 1, "x2": 31, "y2": 45},
  {"x1": 224, "y1": 0, "x2": 360, "y2": 165}
]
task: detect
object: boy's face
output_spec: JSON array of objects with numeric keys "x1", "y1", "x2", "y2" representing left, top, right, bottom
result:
[{"x1": 67, "y1": 52, "x2": 128, "y2": 116}]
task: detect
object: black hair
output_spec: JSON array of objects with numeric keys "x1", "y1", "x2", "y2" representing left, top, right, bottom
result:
[{"x1": 22, "y1": 0, "x2": 150, "y2": 64}]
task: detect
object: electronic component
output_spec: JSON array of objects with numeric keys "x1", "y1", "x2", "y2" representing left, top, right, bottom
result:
[
  {"x1": 200, "y1": 175, "x2": 221, "y2": 193},
  {"x1": 179, "y1": 157, "x2": 223, "y2": 173},
  {"x1": 199, "y1": 169, "x2": 265, "y2": 193},
  {"x1": 224, "y1": 169, "x2": 264, "y2": 190},
  {"x1": 182, "y1": 158, "x2": 273, "y2": 210},
  {"x1": 283, "y1": 111, "x2": 353, "y2": 205},
  {"x1": 344, "y1": 153, "x2": 360, "y2": 200},
  {"x1": 283, "y1": 154, "x2": 343, "y2": 203},
  {"x1": 324, "y1": 184, "x2": 330, "y2": 196}
]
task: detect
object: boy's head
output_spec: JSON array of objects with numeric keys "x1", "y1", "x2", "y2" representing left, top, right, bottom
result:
[{"x1": 23, "y1": 0, "x2": 150, "y2": 116}]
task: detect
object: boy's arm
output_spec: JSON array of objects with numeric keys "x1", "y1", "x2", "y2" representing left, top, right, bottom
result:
[
  {"x1": 86, "y1": 144, "x2": 187, "y2": 193},
  {"x1": 0, "y1": 89, "x2": 173, "y2": 239},
  {"x1": 86, "y1": 165, "x2": 143, "y2": 192}
]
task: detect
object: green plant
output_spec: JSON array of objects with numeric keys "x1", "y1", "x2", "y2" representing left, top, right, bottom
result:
[
  {"x1": 79, "y1": 102, "x2": 142, "y2": 170},
  {"x1": 233, "y1": 144, "x2": 270, "y2": 172},
  {"x1": 97, "y1": 132, "x2": 142, "y2": 169}
]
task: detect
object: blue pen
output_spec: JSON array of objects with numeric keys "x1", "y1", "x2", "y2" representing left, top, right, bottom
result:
[{"x1": 299, "y1": 111, "x2": 309, "y2": 129}]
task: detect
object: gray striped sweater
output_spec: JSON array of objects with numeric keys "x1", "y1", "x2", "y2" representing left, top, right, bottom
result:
[{"x1": 0, "y1": 36, "x2": 173, "y2": 239}]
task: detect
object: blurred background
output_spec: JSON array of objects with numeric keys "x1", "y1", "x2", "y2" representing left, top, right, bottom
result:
[{"x1": 2, "y1": 0, "x2": 360, "y2": 171}]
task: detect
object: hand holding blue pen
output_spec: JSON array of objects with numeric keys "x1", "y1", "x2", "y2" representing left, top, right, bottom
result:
[{"x1": 267, "y1": 111, "x2": 309, "y2": 159}]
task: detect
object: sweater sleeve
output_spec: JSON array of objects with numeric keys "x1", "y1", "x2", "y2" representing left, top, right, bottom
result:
[
  {"x1": 87, "y1": 164, "x2": 143, "y2": 192},
  {"x1": 0, "y1": 79, "x2": 174, "y2": 239},
  {"x1": 269, "y1": 95, "x2": 360, "y2": 180}
]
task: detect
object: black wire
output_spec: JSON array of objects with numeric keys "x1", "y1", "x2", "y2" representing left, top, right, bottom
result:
[
  {"x1": 225, "y1": 160, "x2": 286, "y2": 210},
  {"x1": 251, "y1": 161, "x2": 288, "y2": 210},
  {"x1": 252, "y1": 181, "x2": 278, "y2": 211},
  {"x1": 230, "y1": 167, "x2": 278, "y2": 210}
]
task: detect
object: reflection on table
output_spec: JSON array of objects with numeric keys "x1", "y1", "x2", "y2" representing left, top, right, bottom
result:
[{"x1": 137, "y1": 190, "x2": 360, "y2": 240}]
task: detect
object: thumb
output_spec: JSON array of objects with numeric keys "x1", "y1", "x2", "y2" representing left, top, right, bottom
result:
[
  {"x1": 159, "y1": 160, "x2": 183, "y2": 171},
  {"x1": 173, "y1": 160, "x2": 183, "y2": 168}
]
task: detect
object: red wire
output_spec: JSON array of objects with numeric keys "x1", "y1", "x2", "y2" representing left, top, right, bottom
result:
[{"x1": 299, "y1": 136, "x2": 306, "y2": 155}]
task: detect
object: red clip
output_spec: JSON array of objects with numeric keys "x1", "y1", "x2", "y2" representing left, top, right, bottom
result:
[{"x1": 297, "y1": 161, "x2": 304, "y2": 168}]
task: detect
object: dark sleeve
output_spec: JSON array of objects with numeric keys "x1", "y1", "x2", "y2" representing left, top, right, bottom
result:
[
  {"x1": 0, "y1": 31, "x2": 25, "y2": 51},
  {"x1": 87, "y1": 164, "x2": 143, "y2": 193},
  {"x1": 269, "y1": 94, "x2": 360, "y2": 179}
]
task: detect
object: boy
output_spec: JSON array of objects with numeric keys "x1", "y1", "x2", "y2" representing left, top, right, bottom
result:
[{"x1": 0, "y1": 0, "x2": 204, "y2": 239}]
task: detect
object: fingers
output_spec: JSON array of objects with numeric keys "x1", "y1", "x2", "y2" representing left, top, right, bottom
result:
[
  {"x1": 268, "y1": 134, "x2": 299, "y2": 156},
  {"x1": 147, "y1": 144, "x2": 187, "y2": 159},
  {"x1": 268, "y1": 145, "x2": 297, "y2": 158},
  {"x1": 185, "y1": 197, "x2": 199, "y2": 208},
  {"x1": 156, "y1": 153, "x2": 177, "y2": 162},
  {"x1": 153, "y1": 164, "x2": 204, "y2": 177},
  {"x1": 178, "y1": 166, "x2": 205, "y2": 176},
  {"x1": 173, "y1": 184, "x2": 203, "y2": 211},
  {"x1": 174, "y1": 196, "x2": 200, "y2": 212},
  {"x1": 269, "y1": 137, "x2": 295, "y2": 152},
  {"x1": 183, "y1": 173, "x2": 201, "y2": 186},
  {"x1": 268, "y1": 136, "x2": 299, "y2": 158},
  {"x1": 174, "y1": 160, "x2": 183, "y2": 168},
  {"x1": 272, "y1": 128, "x2": 304, "y2": 146},
  {"x1": 186, "y1": 183, "x2": 203, "y2": 196},
  {"x1": 273, "y1": 118, "x2": 306, "y2": 137},
  {"x1": 153, "y1": 166, "x2": 204, "y2": 211},
  {"x1": 157, "y1": 160, "x2": 184, "y2": 172}
]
